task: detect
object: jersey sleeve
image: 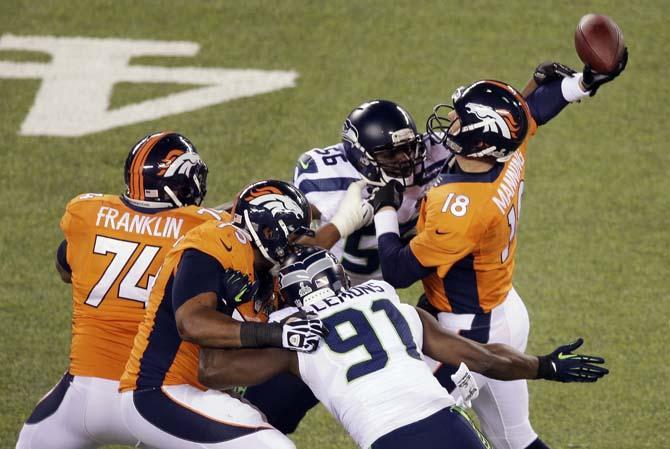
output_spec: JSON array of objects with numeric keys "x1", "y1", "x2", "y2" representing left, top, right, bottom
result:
[
  {"x1": 293, "y1": 147, "x2": 358, "y2": 222},
  {"x1": 409, "y1": 187, "x2": 483, "y2": 276}
]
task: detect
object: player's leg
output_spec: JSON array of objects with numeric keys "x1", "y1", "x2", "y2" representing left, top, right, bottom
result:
[
  {"x1": 76, "y1": 376, "x2": 139, "y2": 446},
  {"x1": 243, "y1": 372, "x2": 319, "y2": 434},
  {"x1": 370, "y1": 406, "x2": 491, "y2": 449},
  {"x1": 16, "y1": 373, "x2": 97, "y2": 449},
  {"x1": 120, "y1": 385, "x2": 296, "y2": 449},
  {"x1": 469, "y1": 288, "x2": 546, "y2": 449}
]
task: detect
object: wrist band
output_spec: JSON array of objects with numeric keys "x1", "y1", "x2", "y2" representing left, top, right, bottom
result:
[{"x1": 240, "y1": 322, "x2": 283, "y2": 348}]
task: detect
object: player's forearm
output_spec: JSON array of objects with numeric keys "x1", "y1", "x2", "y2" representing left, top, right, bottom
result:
[
  {"x1": 476, "y1": 343, "x2": 539, "y2": 381},
  {"x1": 374, "y1": 209, "x2": 431, "y2": 288},
  {"x1": 175, "y1": 296, "x2": 243, "y2": 348},
  {"x1": 298, "y1": 223, "x2": 341, "y2": 250},
  {"x1": 198, "y1": 347, "x2": 290, "y2": 390}
]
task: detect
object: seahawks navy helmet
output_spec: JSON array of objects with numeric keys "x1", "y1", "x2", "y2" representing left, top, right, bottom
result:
[
  {"x1": 342, "y1": 100, "x2": 425, "y2": 186},
  {"x1": 124, "y1": 132, "x2": 208, "y2": 208},
  {"x1": 232, "y1": 180, "x2": 313, "y2": 266},
  {"x1": 427, "y1": 80, "x2": 530, "y2": 162},
  {"x1": 278, "y1": 246, "x2": 349, "y2": 308}
]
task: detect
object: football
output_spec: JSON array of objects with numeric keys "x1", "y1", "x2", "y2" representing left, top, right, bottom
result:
[{"x1": 574, "y1": 14, "x2": 625, "y2": 73}]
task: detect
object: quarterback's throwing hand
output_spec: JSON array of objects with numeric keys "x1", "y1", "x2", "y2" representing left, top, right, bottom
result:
[
  {"x1": 370, "y1": 179, "x2": 405, "y2": 213},
  {"x1": 582, "y1": 47, "x2": 628, "y2": 96},
  {"x1": 281, "y1": 313, "x2": 328, "y2": 353},
  {"x1": 537, "y1": 338, "x2": 609, "y2": 383}
]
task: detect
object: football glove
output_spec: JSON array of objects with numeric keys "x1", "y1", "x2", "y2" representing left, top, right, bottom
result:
[
  {"x1": 370, "y1": 179, "x2": 404, "y2": 213},
  {"x1": 221, "y1": 269, "x2": 257, "y2": 306},
  {"x1": 537, "y1": 338, "x2": 609, "y2": 383},
  {"x1": 533, "y1": 61, "x2": 577, "y2": 85},
  {"x1": 582, "y1": 47, "x2": 628, "y2": 96},
  {"x1": 281, "y1": 312, "x2": 328, "y2": 353},
  {"x1": 330, "y1": 180, "x2": 374, "y2": 238}
]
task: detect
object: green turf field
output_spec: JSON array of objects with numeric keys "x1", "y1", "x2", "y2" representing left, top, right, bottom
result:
[{"x1": 1, "y1": 1, "x2": 668, "y2": 448}]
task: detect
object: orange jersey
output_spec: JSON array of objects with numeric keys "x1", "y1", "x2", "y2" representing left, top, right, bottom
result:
[
  {"x1": 410, "y1": 119, "x2": 538, "y2": 313},
  {"x1": 60, "y1": 193, "x2": 225, "y2": 380},
  {"x1": 120, "y1": 220, "x2": 264, "y2": 392}
]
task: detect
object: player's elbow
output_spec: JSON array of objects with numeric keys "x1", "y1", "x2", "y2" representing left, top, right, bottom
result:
[{"x1": 175, "y1": 311, "x2": 200, "y2": 344}]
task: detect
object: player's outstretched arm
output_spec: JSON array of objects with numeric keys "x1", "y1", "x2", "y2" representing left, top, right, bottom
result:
[
  {"x1": 417, "y1": 308, "x2": 608, "y2": 382},
  {"x1": 198, "y1": 347, "x2": 297, "y2": 390},
  {"x1": 417, "y1": 308, "x2": 538, "y2": 380}
]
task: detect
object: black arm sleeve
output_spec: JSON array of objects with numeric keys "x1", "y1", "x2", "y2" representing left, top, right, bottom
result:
[
  {"x1": 526, "y1": 79, "x2": 569, "y2": 126},
  {"x1": 172, "y1": 249, "x2": 223, "y2": 312},
  {"x1": 378, "y1": 233, "x2": 432, "y2": 289},
  {"x1": 56, "y1": 239, "x2": 71, "y2": 274}
]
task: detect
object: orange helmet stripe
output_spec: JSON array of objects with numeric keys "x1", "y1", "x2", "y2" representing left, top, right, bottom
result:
[{"x1": 130, "y1": 132, "x2": 168, "y2": 199}]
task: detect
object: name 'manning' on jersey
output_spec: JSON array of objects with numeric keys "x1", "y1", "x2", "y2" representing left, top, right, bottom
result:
[
  {"x1": 294, "y1": 137, "x2": 450, "y2": 284},
  {"x1": 120, "y1": 219, "x2": 263, "y2": 392},
  {"x1": 410, "y1": 117, "x2": 538, "y2": 314},
  {"x1": 270, "y1": 280, "x2": 454, "y2": 449},
  {"x1": 60, "y1": 194, "x2": 224, "y2": 380}
]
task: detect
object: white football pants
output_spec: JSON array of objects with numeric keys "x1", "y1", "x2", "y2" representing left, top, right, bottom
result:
[
  {"x1": 16, "y1": 373, "x2": 139, "y2": 449},
  {"x1": 427, "y1": 287, "x2": 537, "y2": 449},
  {"x1": 120, "y1": 384, "x2": 296, "y2": 449}
]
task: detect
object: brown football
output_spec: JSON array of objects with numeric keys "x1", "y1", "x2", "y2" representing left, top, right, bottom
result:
[{"x1": 574, "y1": 14, "x2": 625, "y2": 73}]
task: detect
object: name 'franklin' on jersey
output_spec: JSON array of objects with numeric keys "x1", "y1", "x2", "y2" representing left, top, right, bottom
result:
[
  {"x1": 270, "y1": 280, "x2": 455, "y2": 449},
  {"x1": 294, "y1": 137, "x2": 450, "y2": 284},
  {"x1": 60, "y1": 193, "x2": 224, "y2": 380},
  {"x1": 410, "y1": 117, "x2": 538, "y2": 314}
]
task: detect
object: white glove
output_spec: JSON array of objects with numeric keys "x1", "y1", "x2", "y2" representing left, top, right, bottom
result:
[
  {"x1": 451, "y1": 362, "x2": 479, "y2": 408},
  {"x1": 330, "y1": 180, "x2": 374, "y2": 238},
  {"x1": 281, "y1": 313, "x2": 327, "y2": 353}
]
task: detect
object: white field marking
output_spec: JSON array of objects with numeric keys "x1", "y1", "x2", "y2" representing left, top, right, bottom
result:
[{"x1": 0, "y1": 34, "x2": 298, "y2": 137}]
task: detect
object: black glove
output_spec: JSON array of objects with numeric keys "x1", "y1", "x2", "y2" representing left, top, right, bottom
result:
[
  {"x1": 582, "y1": 47, "x2": 628, "y2": 96},
  {"x1": 533, "y1": 61, "x2": 577, "y2": 85},
  {"x1": 369, "y1": 180, "x2": 404, "y2": 213},
  {"x1": 537, "y1": 338, "x2": 609, "y2": 383},
  {"x1": 221, "y1": 269, "x2": 257, "y2": 306}
]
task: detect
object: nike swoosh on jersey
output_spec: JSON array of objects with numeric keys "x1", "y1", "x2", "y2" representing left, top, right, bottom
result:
[
  {"x1": 220, "y1": 239, "x2": 233, "y2": 252},
  {"x1": 435, "y1": 229, "x2": 451, "y2": 235}
]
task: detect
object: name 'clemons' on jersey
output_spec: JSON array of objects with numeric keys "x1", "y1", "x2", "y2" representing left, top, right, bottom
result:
[
  {"x1": 270, "y1": 279, "x2": 455, "y2": 449},
  {"x1": 294, "y1": 137, "x2": 450, "y2": 284}
]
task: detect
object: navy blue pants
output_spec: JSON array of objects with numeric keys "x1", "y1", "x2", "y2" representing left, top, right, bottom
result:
[
  {"x1": 372, "y1": 407, "x2": 491, "y2": 449},
  {"x1": 243, "y1": 373, "x2": 318, "y2": 434}
]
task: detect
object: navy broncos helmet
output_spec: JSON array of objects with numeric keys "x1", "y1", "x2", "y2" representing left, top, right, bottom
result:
[
  {"x1": 278, "y1": 246, "x2": 349, "y2": 308},
  {"x1": 124, "y1": 132, "x2": 208, "y2": 208},
  {"x1": 232, "y1": 180, "x2": 313, "y2": 265},
  {"x1": 342, "y1": 99, "x2": 425, "y2": 186},
  {"x1": 427, "y1": 80, "x2": 530, "y2": 162}
]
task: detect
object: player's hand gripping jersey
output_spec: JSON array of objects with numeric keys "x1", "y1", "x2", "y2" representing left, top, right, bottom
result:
[
  {"x1": 60, "y1": 193, "x2": 224, "y2": 380},
  {"x1": 411, "y1": 118, "x2": 538, "y2": 313},
  {"x1": 294, "y1": 137, "x2": 449, "y2": 283},
  {"x1": 270, "y1": 280, "x2": 455, "y2": 449},
  {"x1": 120, "y1": 219, "x2": 264, "y2": 391}
]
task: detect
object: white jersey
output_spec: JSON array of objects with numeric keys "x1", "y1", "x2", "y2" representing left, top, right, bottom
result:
[
  {"x1": 270, "y1": 280, "x2": 455, "y2": 449},
  {"x1": 293, "y1": 137, "x2": 450, "y2": 284}
]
